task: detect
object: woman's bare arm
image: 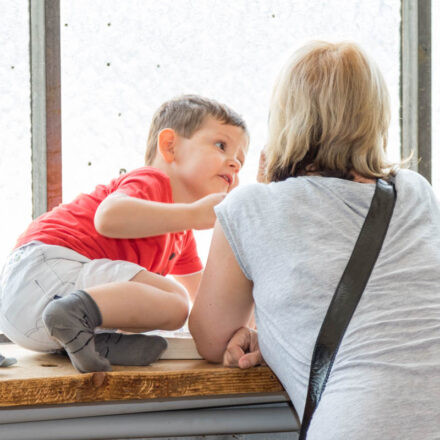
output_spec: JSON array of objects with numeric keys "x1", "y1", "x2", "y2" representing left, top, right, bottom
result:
[
  {"x1": 173, "y1": 271, "x2": 203, "y2": 303},
  {"x1": 189, "y1": 220, "x2": 254, "y2": 363}
]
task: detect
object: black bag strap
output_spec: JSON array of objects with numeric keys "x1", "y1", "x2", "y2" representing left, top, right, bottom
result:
[{"x1": 298, "y1": 178, "x2": 396, "y2": 440}]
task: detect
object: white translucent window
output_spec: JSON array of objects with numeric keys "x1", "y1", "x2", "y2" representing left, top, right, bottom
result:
[
  {"x1": 0, "y1": 2, "x2": 32, "y2": 267},
  {"x1": 61, "y1": 0, "x2": 401, "y2": 262}
]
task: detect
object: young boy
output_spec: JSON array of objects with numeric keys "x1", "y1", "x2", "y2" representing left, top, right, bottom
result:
[{"x1": 0, "y1": 95, "x2": 249, "y2": 373}]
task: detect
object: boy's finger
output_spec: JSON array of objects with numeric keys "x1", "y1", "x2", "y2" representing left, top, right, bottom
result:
[{"x1": 211, "y1": 193, "x2": 227, "y2": 204}]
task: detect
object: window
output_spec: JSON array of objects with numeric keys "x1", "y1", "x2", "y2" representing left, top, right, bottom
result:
[
  {"x1": 61, "y1": 0, "x2": 401, "y2": 262},
  {"x1": 0, "y1": 2, "x2": 32, "y2": 267},
  {"x1": 0, "y1": 1, "x2": 404, "y2": 267}
]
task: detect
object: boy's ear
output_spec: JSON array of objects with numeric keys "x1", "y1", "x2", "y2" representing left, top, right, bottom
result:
[{"x1": 157, "y1": 128, "x2": 177, "y2": 163}]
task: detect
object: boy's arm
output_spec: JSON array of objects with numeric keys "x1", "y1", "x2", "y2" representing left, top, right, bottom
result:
[
  {"x1": 173, "y1": 271, "x2": 203, "y2": 303},
  {"x1": 94, "y1": 193, "x2": 225, "y2": 239}
]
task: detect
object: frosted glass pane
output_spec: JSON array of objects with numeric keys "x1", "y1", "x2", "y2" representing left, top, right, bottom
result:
[
  {"x1": 0, "y1": 1, "x2": 32, "y2": 267},
  {"x1": 61, "y1": 0, "x2": 401, "y2": 262},
  {"x1": 433, "y1": 1, "x2": 440, "y2": 197}
]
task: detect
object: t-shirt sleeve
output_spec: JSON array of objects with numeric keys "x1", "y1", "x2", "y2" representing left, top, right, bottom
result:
[
  {"x1": 112, "y1": 170, "x2": 170, "y2": 202},
  {"x1": 214, "y1": 185, "x2": 258, "y2": 280},
  {"x1": 170, "y1": 230, "x2": 204, "y2": 276}
]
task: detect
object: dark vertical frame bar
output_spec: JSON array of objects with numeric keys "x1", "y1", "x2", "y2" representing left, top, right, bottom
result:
[
  {"x1": 30, "y1": 0, "x2": 62, "y2": 218},
  {"x1": 417, "y1": 1, "x2": 432, "y2": 181},
  {"x1": 401, "y1": 0, "x2": 432, "y2": 182},
  {"x1": 45, "y1": 0, "x2": 62, "y2": 212}
]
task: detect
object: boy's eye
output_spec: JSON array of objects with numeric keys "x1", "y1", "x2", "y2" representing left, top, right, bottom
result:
[{"x1": 215, "y1": 142, "x2": 226, "y2": 151}]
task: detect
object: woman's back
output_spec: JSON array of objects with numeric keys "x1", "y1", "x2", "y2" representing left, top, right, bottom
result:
[{"x1": 215, "y1": 169, "x2": 440, "y2": 439}]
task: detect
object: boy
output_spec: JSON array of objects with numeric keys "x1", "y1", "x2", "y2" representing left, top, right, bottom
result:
[{"x1": 0, "y1": 95, "x2": 248, "y2": 373}]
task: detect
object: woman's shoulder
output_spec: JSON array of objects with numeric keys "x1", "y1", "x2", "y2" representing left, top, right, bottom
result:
[
  {"x1": 224, "y1": 177, "x2": 345, "y2": 205},
  {"x1": 221, "y1": 172, "x2": 435, "y2": 208},
  {"x1": 225, "y1": 182, "x2": 268, "y2": 201},
  {"x1": 225, "y1": 179, "x2": 300, "y2": 204},
  {"x1": 219, "y1": 183, "x2": 267, "y2": 213},
  {"x1": 395, "y1": 168, "x2": 429, "y2": 184},
  {"x1": 394, "y1": 168, "x2": 434, "y2": 197}
]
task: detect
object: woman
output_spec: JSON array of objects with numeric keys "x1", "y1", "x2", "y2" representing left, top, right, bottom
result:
[{"x1": 189, "y1": 41, "x2": 440, "y2": 439}]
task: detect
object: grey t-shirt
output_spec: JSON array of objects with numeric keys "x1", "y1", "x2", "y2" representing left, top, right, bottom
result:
[{"x1": 215, "y1": 169, "x2": 440, "y2": 439}]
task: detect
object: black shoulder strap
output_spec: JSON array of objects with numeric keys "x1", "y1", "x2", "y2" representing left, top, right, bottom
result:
[{"x1": 299, "y1": 178, "x2": 396, "y2": 440}]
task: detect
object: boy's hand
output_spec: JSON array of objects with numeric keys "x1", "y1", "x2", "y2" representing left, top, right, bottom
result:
[
  {"x1": 191, "y1": 193, "x2": 227, "y2": 230},
  {"x1": 223, "y1": 327, "x2": 264, "y2": 369}
]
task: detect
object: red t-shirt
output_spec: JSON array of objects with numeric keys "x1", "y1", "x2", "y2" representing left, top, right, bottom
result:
[{"x1": 16, "y1": 167, "x2": 203, "y2": 276}]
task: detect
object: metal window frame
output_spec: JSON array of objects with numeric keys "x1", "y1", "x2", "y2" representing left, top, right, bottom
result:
[
  {"x1": 30, "y1": 0, "x2": 61, "y2": 218},
  {"x1": 401, "y1": 0, "x2": 432, "y2": 182}
]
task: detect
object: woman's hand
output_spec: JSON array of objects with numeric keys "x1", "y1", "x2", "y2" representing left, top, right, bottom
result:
[
  {"x1": 223, "y1": 327, "x2": 264, "y2": 369},
  {"x1": 257, "y1": 150, "x2": 267, "y2": 183}
]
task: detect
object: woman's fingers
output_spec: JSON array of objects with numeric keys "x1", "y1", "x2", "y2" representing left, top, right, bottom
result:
[
  {"x1": 222, "y1": 327, "x2": 249, "y2": 366},
  {"x1": 257, "y1": 150, "x2": 267, "y2": 183},
  {"x1": 222, "y1": 327, "x2": 264, "y2": 368},
  {"x1": 238, "y1": 350, "x2": 264, "y2": 369},
  {"x1": 223, "y1": 344, "x2": 245, "y2": 367},
  {"x1": 229, "y1": 327, "x2": 251, "y2": 350}
]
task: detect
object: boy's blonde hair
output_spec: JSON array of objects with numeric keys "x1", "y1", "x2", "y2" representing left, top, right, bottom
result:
[
  {"x1": 265, "y1": 41, "x2": 398, "y2": 182},
  {"x1": 145, "y1": 95, "x2": 248, "y2": 165}
]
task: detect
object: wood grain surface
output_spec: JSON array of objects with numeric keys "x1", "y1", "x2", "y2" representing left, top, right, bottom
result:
[{"x1": 0, "y1": 345, "x2": 283, "y2": 407}]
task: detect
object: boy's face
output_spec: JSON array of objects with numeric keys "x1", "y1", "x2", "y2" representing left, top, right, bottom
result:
[{"x1": 172, "y1": 116, "x2": 248, "y2": 201}]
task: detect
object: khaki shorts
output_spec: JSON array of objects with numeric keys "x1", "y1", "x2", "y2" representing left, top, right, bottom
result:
[{"x1": 0, "y1": 242, "x2": 144, "y2": 352}]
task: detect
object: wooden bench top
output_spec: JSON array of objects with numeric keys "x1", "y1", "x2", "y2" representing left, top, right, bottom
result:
[{"x1": 0, "y1": 344, "x2": 284, "y2": 408}]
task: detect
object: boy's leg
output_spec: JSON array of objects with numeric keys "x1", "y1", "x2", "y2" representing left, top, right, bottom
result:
[
  {"x1": 90, "y1": 271, "x2": 190, "y2": 365},
  {"x1": 93, "y1": 332, "x2": 167, "y2": 366},
  {"x1": 42, "y1": 290, "x2": 111, "y2": 372},
  {"x1": 88, "y1": 269, "x2": 190, "y2": 331},
  {"x1": 42, "y1": 270, "x2": 189, "y2": 372}
]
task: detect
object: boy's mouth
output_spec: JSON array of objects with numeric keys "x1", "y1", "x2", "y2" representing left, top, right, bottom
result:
[{"x1": 219, "y1": 174, "x2": 232, "y2": 186}]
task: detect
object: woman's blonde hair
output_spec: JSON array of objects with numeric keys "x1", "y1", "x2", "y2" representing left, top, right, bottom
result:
[{"x1": 265, "y1": 41, "x2": 399, "y2": 182}]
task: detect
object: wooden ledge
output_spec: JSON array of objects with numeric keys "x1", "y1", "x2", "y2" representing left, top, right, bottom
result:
[{"x1": 0, "y1": 345, "x2": 283, "y2": 407}]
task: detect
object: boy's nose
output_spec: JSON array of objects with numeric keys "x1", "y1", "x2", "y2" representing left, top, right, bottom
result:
[{"x1": 228, "y1": 158, "x2": 242, "y2": 172}]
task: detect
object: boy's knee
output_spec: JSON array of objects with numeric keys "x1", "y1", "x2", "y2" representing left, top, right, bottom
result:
[
  {"x1": 173, "y1": 282, "x2": 190, "y2": 303},
  {"x1": 164, "y1": 295, "x2": 190, "y2": 330}
]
